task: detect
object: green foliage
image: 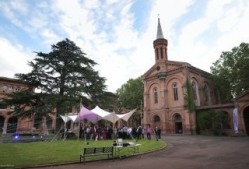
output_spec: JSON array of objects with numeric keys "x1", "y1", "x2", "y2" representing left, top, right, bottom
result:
[
  {"x1": 116, "y1": 77, "x2": 144, "y2": 110},
  {"x1": 185, "y1": 80, "x2": 195, "y2": 113},
  {"x1": 4, "y1": 90, "x2": 57, "y2": 118},
  {"x1": 91, "y1": 91, "x2": 118, "y2": 111},
  {"x1": 4, "y1": 39, "x2": 107, "y2": 117},
  {"x1": 211, "y1": 42, "x2": 249, "y2": 101},
  {"x1": 196, "y1": 109, "x2": 230, "y2": 135}
]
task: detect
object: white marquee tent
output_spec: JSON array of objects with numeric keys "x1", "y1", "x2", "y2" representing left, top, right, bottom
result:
[{"x1": 60, "y1": 106, "x2": 137, "y2": 124}]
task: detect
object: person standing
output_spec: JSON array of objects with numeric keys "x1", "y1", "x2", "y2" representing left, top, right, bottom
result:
[
  {"x1": 154, "y1": 126, "x2": 160, "y2": 141},
  {"x1": 136, "y1": 126, "x2": 142, "y2": 140},
  {"x1": 158, "y1": 127, "x2": 161, "y2": 139},
  {"x1": 146, "y1": 125, "x2": 152, "y2": 140}
]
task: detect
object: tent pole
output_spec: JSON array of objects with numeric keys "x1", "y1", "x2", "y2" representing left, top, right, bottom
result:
[
  {"x1": 112, "y1": 111, "x2": 114, "y2": 140},
  {"x1": 63, "y1": 114, "x2": 67, "y2": 141},
  {"x1": 78, "y1": 120, "x2": 81, "y2": 141},
  {"x1": 84, "y1": 120, "x2": 87, "y2": 143},
  {"x1": 78, "y1": 99, "x2": 82, "y2": 141}
]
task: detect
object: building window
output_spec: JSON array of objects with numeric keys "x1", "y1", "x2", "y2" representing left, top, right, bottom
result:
[
  {"x1": 203, "y1": 84, "x2": 211, "y2": 105},
  {"x1": 2, "y1": 85, "x2": 7, "y2": 91},
  {"x1": 192, "y1": 81, "x2": 197, "y2": 100},
  {"x1": 0, "y1": 101, "x2": 8, "y2": 109},
  {"x1": 173, "y1": 82, "x2": 178, "y2": 101},
  {"x1": 160, "y1": 47, "x2": 163, "y2": 59},
  {"x1": 165, "y1": 48, "x2": 167, "y2": 58},
  {"x1": 191, "y1": 80, "x2": 200, "y2": 106},
  {"x1": 153, "y1": 87, "x2": 158, "y2": 104},
  {"x1": 154, "y1": 115, "x2": 160, "y2": 122},
  {"x1": 174, "y1": 113, "x2": 182, "y2": 122},
  {"x1": 156, "y1": 48, "x2": 159, "y2": 60}
]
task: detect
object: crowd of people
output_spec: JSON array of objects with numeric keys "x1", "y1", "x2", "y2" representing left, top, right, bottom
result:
[{"x1": 78, "y1": 124, "x2": 161, "y2": 141}]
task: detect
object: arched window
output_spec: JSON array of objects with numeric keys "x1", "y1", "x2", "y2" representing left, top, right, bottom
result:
[
  {"x1": 154, "y1": 115, "x2": 160, "y2": 122},
  {"x1": 33, "y1": 116, "x2": 42, "y2": 129},
  {"x1": 173, "y1": 82, "x2": 178, "y2": 101},
  {"x1": 160, "y1": 47, "x2": 163, "y2": 59},
  {"x1": 191, "y1": 80, "x2": 200, "y2": 106},
  {"x1": 192, "y1": 81, "x2": 197, "y2": 100},
  {"x1": 46, "y1": 115, "x2": 53, "y2": 129},
  {"x1": 0, "y1": 100, "x2": 8, "y2": 109},
  {"x1": 174, "y1": 113, "x2": 182, "y2": 122},
  {"x1": 204, "y1": 84, "x2": 211, "y2": 105},
  {"x1": 156, "y1": 48, "x2": 159, "y2": 60},
  {"x1": 165, "y1": 47, "x2": 167, "y2": 58},
  {"x1": 7, "y1": 117, "x2": 18, "y2": 133},
  {"x1": 153, "y1": 87, "x2": 158, "y2": 104}
]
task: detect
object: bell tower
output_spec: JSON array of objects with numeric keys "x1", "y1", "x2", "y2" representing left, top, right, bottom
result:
[{"x1": 153, "y1": 18, "x2": 168, "y2": 63}]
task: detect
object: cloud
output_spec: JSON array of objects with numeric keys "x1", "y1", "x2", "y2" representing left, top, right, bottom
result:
[
  {"x1": 0, "y1": 38, "x2": 32, "y2": 77},
  {"x1": 49, "y1": 0, "x2": 141, "y2": 92},
  {"x1": 167, "y1": 0, "x2": 249, "y2": 72}
]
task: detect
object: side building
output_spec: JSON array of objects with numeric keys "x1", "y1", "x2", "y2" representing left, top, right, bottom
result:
[{"x1": 0, "y1": 77, "x2": 58, "y2": 134}]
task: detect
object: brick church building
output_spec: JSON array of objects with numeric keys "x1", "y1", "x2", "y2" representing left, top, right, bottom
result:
[{"x1": 141, "y1": 18, "x2": 249, "y2": 135}]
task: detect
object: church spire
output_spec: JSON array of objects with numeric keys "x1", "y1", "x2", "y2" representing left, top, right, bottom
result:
[
  {"x1": 153, "y1": 17, "x2": 168, "y2": 62},
  {"x1": 156, "y1": 17, "x2": 164, "y2": 39}
]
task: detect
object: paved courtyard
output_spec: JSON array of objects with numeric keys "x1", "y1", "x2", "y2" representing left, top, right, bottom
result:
[{"x1": 33, "y1": 135, "x2": 249, "y2": 169}]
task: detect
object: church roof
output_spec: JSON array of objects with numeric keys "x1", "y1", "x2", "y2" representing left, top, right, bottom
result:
[
  {"x1": 0, "y1": 76, "x2": 21, "y2": 83},
  {"x1": 142, "y1": 60, "x2": 211, "y2": 80},
  {"x1": 234, "y1": 89, "x2": 249, "y2": 101}
]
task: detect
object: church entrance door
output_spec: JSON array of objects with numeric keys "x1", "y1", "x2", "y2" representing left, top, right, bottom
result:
[
  {"x1": 174, "y1": 113, "x2": 183, "y2": 134},
  {"x1": 243, "y1": 106, "x2": 249, "y2": 135},
  {"x1": 175, "y1": 122, "x2": 183, "y2": 134}
]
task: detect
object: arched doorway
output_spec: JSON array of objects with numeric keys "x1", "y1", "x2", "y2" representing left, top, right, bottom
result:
[
  {"x1": 174, "y1": 113, "x2": 183, "y2": 134},
  {"x1": 243, "y1": 106, "x2": 249, "y2": 135},
  {"x1": 56, "y1": 116, "x2": 64, "y2": 132},
  {"x1": 153, "y1": 115, "x2": 161, "y2": 128},
  {"x1": 7, "y1": 116, "x2": 18, "y2": 133},
  {"x1": 34, "y1": 116, "x2": 43, "y2": 131}
]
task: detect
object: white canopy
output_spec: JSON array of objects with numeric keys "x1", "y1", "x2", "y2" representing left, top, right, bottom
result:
[
  {"x1": 69, "y1": 115, "x2": 78, "y2": 122},
  {"x1": 59, "y1": 106, "x2": 137, "y2": 124},
  {"x1": 60, "y1": 115, "x2": 78, "y2": 123},
  {"x1": 103, "y1": 111, "x2": 120, "y2": 123},
  {"x1": 91, "y1": 106, "x2": 110, "y2": 118},
  {"x1": 117, "y1": 109, "x2": 137, "y2": 122},
  {"x1": 91, "y1": 106, "x2": 137, "y2": 123}
]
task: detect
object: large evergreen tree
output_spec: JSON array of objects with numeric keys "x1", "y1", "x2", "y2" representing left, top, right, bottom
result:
[
  {"x1": 211, "y1": 42, "x2": 249, "y2": 102},
  {"x1": 5, "y1": 39, "x2": 107, "y2": 117}
]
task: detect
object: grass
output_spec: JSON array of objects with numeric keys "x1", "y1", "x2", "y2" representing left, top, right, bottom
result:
[{"x1": 0, "y1": 138, "x2": 166, "y2": 168}]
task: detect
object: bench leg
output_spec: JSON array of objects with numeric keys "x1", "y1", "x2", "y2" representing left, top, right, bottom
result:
[{"x1": 80, "y1": 155, "x2": 85, "y2": 164}]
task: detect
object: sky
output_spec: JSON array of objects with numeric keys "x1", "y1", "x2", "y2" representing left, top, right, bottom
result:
[{"x1": 0, "y1": 0, "x2": 249, "y2": 93}]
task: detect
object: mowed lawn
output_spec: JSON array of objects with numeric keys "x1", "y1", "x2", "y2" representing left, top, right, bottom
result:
[{"x1": 0, "y1": 139, "x2": 166, "y2": 168}]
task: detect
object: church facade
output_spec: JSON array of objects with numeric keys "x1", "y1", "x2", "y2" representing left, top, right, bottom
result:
[{"x1": 141, "y1": 19, "x2": 220, "y2": 134}]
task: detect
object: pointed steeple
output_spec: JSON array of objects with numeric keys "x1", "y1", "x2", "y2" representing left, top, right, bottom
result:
[
  {"x1": 156, "y1": 17, "x2": 164, "y2": 39},
  {"x1": 153, "y1": 17, "x2": 168, "y2": 62}
]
